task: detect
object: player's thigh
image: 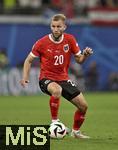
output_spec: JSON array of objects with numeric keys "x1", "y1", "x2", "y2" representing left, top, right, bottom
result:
[
  {"x1": 58, "y1": 80, "x2": 80, "y2": 101},
  {"x1": 47, "y1": 82, "x2": 62, "y2": 96},
  {"x1": 39, "y1": 78, "x2": 62, "y2": 96},
  {"x1": 71, "y1": 93, "x2": 88, "y2": 112}
]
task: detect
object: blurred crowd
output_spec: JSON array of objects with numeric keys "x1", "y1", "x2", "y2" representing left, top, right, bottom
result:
[
  {"x1": 0, "y1": 48, "x2": 8, "y2": 69},
  {"x1": 0, "y1": 1, "x2": 118, "y2": 92},
  {"x1": 0, "y1": 0, "x2": 118, "y2": 18},
  {"x1": 70, "y1": 61, "x2": 118, "y2": 92}
]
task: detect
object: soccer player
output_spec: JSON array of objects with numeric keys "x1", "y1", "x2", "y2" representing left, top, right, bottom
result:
[{"x1": 20, "y1": 14, "x2": 93, "y2": 139}]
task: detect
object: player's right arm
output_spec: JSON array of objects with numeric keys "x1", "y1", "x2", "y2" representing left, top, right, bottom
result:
[
  {"x1": 20, "y1": 39, "x2": 41, "y2": 87},
  {"x1": 20, "y1": 53, "x2": 35, "y2": 87}
]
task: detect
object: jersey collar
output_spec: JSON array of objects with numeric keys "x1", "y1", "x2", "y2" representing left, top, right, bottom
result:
[{"x1": 49, "y1": 34, "x2": 64, "y2": 44}]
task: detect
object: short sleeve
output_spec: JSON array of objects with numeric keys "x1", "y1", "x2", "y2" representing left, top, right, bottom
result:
[
  {"x1": 70, "y1": 35, "x2": 81, "y2": 55},
  {"x1": 31, "y1": 40, "x2": 41, "y2": 57}
]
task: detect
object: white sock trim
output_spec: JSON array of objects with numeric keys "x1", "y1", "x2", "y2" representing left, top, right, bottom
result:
[
  {"x1": 72, "y1": 129, "x2": 80, "y2": 132},
  {"x1": 51, "y1": 119, "x2": 60, "y2": 122}
]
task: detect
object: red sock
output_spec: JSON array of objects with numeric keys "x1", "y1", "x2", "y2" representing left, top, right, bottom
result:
[
  {"x1": 73, "y1": 110, "x2": 86, "y2": 130},
  {"x1": 49, "y1": 96, "x2": 60, "y2": 120}
]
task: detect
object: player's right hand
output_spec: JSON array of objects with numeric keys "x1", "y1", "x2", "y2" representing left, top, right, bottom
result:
[{"x1": 20, "y1": 79, "x2": 29, "y2": 88}]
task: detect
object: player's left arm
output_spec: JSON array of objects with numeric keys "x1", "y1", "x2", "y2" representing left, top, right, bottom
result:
[{"x1": 75, "y1": 47, "x2": 93, "y2": 64}]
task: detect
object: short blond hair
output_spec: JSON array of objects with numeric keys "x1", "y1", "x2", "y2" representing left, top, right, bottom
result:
[{"x1": 51, "y1": 14, "x2": 66, "y2": 22}]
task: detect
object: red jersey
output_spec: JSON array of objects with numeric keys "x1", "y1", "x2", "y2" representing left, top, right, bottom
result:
[{"x1": 30, "y1": 33, "x2": 81, "y2": 81}]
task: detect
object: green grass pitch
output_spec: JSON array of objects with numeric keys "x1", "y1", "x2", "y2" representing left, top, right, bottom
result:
[{"x1": 0, "y1": 92, "x2": 118, "y2": 150}]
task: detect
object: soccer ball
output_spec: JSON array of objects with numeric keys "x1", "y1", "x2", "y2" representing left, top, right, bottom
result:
[{"x1": 48, "y1": 122, "x2": 66, "y2": 139}]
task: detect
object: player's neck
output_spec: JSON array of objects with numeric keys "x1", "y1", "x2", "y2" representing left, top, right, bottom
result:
[
  {"x1": 51, "y1": 33, "x2": 63, "y2": 42},
  {"x1": 49, "y1": 34, "x2": 64, "y2": 43}
]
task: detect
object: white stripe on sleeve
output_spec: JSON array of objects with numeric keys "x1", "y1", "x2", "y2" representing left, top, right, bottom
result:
[
  {"x1": 30, "y1": 52, "x2": 38, "y2": 58},
  {"x1": 75, "y1": 51, "x2": 81, "y2": 56}
]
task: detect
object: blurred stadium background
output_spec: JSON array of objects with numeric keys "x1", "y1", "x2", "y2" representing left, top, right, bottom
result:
[{"x1": 0, "y1": 0, "x2": 118, "y2": 95}]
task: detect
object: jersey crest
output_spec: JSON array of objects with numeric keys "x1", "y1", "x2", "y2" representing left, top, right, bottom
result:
[{"x1": 63, "y1": 44, "x2": 69, "y2": 53}]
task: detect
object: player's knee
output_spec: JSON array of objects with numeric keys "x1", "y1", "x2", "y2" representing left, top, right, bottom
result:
[
  {"x1": 81, "y1": 103, "x2": 88, "y2": 113},
  {"x1": 52, "y1": 87, "x2": 62, "y2": 99},
  {"x1": 84, "y1": 103, "x2": 88, "y2": 112},
  {"x1": 77, "y1": 102, "x2": 88, "y2": 114}
]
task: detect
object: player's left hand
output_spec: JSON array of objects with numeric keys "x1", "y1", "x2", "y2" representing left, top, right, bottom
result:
[{"x1": 83, "y1": 47, "x2": 93, "y2": 57}]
